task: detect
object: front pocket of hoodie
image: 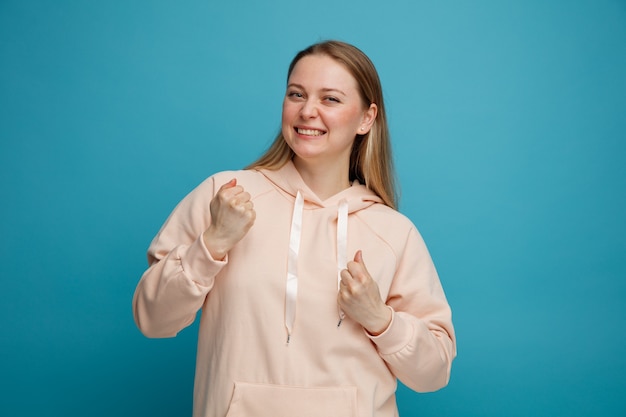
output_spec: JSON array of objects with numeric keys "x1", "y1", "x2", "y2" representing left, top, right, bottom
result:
[{"x1": 225, "y1": 382, "x2": 358, "y2": 417}]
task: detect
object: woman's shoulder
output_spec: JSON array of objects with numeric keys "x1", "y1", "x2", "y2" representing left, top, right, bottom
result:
[
  {"x1": 358, "y1": 202, "x2": 416, "y2": 230},
  {"x1": 355, "y1": 202, "x2": 430, "y2": 247}
]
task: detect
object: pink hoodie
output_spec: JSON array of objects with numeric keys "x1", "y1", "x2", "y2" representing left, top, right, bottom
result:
[{"x1": 133, "y1": 161, "x2": 456, "y2": 417}]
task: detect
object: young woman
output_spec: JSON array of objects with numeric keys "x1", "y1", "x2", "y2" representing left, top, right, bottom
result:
[{"x1": 133, "y1": 40, "x2": 456, "y2": 417}]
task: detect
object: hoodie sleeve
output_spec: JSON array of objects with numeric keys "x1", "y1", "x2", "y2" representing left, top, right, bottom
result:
[
  {"x1": 367, "y1": 226, "x2": 456, "y2": 392},
  {"x1": 132, "y1": 175, "x2": 227, "y2": 338}
]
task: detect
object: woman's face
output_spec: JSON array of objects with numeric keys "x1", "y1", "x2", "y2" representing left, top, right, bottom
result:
[{"x1": 282, "y1": 54, "x2": 376, "y2": 168}]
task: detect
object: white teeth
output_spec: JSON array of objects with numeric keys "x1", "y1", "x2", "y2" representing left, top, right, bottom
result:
[{"x1": 297, "y1": 128, "x2": 324, "y2": 136}]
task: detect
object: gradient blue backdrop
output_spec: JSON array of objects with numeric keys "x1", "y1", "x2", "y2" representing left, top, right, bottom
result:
[{"x1": 1, "y1": 1, "x2": 625, "y2": 416}]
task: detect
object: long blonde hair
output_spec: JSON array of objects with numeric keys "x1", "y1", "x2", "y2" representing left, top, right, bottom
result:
[{"x1": 247, "y1": 40, "x2": 397, "y2": 209}]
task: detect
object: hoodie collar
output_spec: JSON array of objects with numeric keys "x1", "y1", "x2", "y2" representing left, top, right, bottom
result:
[{"x1": 258, "y1": 160, "x2": 383, "y2": 211}]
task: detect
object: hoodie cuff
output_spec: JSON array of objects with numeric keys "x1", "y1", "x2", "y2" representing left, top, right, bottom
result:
[
  {"x1": 367, "y1": 307, "x2": 413, "y2": 355},
  {"x1": 181, "y1": 234, "x2": 227, "y2": 287}
]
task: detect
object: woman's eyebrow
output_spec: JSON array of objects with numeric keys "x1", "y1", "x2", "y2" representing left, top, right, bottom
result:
[
  {"x1": 320, "y1": 87, "x2": 347, "y2": 96},
  {"x1": 287, "y1": 83, "x2": 347, "y2": 96}
]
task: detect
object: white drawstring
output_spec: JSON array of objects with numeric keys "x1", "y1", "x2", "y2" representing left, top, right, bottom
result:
[
  {"x1": 285, "y1": 191, "x2": 304, "y2": 344},
  {"x1": 336, "y1": 199, "x2": 348, "y2": 327}
]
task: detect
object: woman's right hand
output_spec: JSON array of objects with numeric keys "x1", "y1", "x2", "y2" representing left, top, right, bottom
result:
[{"x1": 202, "y1": 179, "x2": 256, "y2": 260}]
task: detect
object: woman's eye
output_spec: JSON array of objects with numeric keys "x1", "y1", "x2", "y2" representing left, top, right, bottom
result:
[
  {"x1": 288, "y1": 91, "x2": 304, "y2": 99},
  {"x1": 324, "y1": 96, "x2": 340, "y2": 103}
]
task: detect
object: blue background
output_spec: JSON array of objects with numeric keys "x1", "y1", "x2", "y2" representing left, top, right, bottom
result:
[{"x1": 1, "y1": 1, "x2": 625, "y2": 416}]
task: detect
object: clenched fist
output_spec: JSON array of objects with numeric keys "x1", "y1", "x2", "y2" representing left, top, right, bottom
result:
[
  {"x1": 338, "y1": 250, "x2": 392, "y2": 336},
  {"x1": 202, "y1": 179, "x2": 256, "y2": 260}
]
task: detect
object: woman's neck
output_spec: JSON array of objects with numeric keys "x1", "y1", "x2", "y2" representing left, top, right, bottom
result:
[{"x1": 293, "y1": 157, "x2": 350, "y2": 200}]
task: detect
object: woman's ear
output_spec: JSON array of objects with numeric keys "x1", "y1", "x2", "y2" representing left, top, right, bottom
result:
[{"x1": 359, "y1": 103, "x2": 378, "y2": 134}]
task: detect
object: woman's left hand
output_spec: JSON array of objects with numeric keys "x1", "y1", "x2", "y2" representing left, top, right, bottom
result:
[{"x1": 338, "y1": 250, "x2": 392, "y2": 336}]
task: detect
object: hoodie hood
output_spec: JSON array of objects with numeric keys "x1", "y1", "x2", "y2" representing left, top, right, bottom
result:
[
  {"x1": 258, "y1": 160, "x2": 383, "y2": 212},
  {"x1": 258, "y1": 161, "x2": 384, "y2": 343}
]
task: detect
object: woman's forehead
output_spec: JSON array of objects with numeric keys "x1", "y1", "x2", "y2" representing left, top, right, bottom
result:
[{"x1": 288, "y1": 55, "x2": 359, "y2": 91}]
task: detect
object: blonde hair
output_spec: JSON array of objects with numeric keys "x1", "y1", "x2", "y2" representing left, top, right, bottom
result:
[{"x1": 247, "y1": 40, "x2": 397, "y2": 209}]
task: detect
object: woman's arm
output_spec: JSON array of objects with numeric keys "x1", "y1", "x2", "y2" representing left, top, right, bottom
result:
[
  {"x1": 368, "y1": 227, "x2": 456, "y2": 392},
  {"x1": 133, "y1": 174, "x2": 255, "y2": 338}
]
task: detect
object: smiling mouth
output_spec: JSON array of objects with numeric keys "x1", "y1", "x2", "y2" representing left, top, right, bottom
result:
[{"x1": 296, "y1": 127, "x2": 326, "y2": 136}]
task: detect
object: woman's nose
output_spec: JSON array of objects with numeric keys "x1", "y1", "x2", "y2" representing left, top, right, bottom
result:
[{"x1": 300, "y1": 99, "x2": 318, "y2": 118}]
